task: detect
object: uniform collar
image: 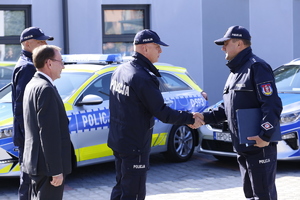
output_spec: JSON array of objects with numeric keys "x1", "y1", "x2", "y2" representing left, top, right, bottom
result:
[
  {"x1": 132, "y1": 52, "x2": 161, "y2": 77},
  {"x1": 226, "y1": 47, "x2": 253, "y2": 73},
  {"x1": 22, "y1": 50, "x2": 33, "y2": 60}
]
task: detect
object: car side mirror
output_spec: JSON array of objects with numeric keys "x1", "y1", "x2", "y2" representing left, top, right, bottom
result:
[{"x1": 76, "y1": 94, "x2": 103, "y2": 106}]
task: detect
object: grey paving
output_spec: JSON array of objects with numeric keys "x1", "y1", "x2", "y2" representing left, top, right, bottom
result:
[{"x1": 0, "y1": 152, "x2": 299, "y2": 200}]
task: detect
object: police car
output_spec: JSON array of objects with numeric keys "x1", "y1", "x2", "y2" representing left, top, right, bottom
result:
[
  {"x1": 197, "y1": 58, "x2": 300, "y2": 161},
  {"x1": 0, "y1": 54, "x2": 209, "y2": 177}
]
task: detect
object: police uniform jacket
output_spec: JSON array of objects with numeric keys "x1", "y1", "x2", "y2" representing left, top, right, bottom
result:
[
  {"x1": 12, "y1": 50, "x2": 36, "y2": 147},
  {"x1": 108, "y1": 52, "x2": 195, "y2": 154},
  {"x1": 203, "y1": 47, "x2": 282, "y2": 152}
]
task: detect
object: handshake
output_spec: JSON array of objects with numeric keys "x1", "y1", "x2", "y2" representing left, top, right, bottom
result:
[{"x1": 188, "y1": 113, "x2": 205, "y2": 129}]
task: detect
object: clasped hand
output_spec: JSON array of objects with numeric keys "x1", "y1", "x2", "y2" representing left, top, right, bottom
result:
[{"x1": 187, "y1": 112, "x2": 205, "y2": 129}]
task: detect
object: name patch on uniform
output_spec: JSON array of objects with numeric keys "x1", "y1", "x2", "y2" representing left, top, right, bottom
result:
[
  {"x1": 260, "y1": 83, "x2": 273, "y2": 96},
  {"x1": 261, "y1": 122, "x2": 273, "y2": 130},
  {"x1": 133, "y1": 165, "x2": 145, "y2": 169},
  {"x1": 259, "y1": 158, "x2": 270, "y2": 164},
  {"x1": 110, "y1": 80, "x2": 129, "y2": 96}
]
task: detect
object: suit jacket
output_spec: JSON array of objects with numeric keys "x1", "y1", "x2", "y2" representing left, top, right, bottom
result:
[{"x1": 22, "y1": 72, "x2": 73, "y2": 176}]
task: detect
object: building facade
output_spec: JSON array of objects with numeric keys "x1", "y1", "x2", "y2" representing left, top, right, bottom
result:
[{"x1": 0, "y1": 0, "x2": 299, "y2": 104}]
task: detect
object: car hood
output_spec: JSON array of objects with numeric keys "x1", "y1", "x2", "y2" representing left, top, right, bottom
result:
[{"x1": 279, "y1": 93, "x2": 300, "y2": 114}]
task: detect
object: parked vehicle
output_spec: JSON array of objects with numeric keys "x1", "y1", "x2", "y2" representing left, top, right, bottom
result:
[{"x1": 0, "y1": 54, "x2": 209, "y2": 176}]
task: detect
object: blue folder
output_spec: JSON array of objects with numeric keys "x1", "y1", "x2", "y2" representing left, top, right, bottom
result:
[{"x1": 236, "y1": 108, "x2": 282, "y2": 144}]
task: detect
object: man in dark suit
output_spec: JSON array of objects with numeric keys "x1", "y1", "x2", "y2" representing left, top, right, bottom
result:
[
  {"x1": 12, "y1": 27, "x2": 54, "y2": 200},
  {"x1": 22, "y1": 45, "x2": 73, "y2": 200}
]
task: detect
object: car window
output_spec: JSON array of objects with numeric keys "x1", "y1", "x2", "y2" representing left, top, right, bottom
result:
[
  {"x1": 274, "y1": 65, "x2": 300, "y2": 92},
  {"x1": 80, "y1": 73, "x2": 112, "y2": 101},
  {"x1": 0, "y1": 84, "x2": 12, "y2": 103},
  {"x1": 158, "y1": 72, "x2": 191, "y2": 92},
  {"x1": 0, "y1": 67, "x2": 13, "y2": 79},
  {"x1": 55, "y1": 72, "x2": 92, "y2": 101}
]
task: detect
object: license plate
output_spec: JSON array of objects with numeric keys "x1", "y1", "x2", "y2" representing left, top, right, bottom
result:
[{"x1": 213, "y1": 132, "x2": 232, "y2": 142}]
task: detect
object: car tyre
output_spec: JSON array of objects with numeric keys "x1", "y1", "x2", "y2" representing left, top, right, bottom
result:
[{"x1": 163, "y1": 125, "x2": 195, "y2": 162}]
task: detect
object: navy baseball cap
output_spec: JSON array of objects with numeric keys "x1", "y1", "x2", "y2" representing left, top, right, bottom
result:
[
  {"x1": 133, "y1": 29, "x2": 169, "y2": 46},
  {"x1": 214, "y1": 26, "x2": 251, "y2": 45},
  {"x1": 20, "y1": 27, "x2": 54, "y2": 43}
]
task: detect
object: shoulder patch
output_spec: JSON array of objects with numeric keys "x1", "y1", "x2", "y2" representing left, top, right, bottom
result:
[
  {"x1": 261, "y1": 122, "x2": 273, "y2": 131},
  {"x1": 260, "y1": 83, "x2": 273, "y2": 96}
]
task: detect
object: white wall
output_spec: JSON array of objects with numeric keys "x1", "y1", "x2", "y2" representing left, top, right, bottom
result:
[{"x1": 250, "y1": 0, "x2": 294, "y2": 68}]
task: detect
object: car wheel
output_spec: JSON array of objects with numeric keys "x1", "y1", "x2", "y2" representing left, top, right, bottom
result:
[{"x1": 163, "y1": 125, "x2": 195, "y2": 162}]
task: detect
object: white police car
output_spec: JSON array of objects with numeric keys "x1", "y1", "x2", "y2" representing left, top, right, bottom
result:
[
  {"x1": 198, "y1": 58, "x2": 300, "y2": 161},
  {"x1": 0, "y1": 54, "x2": 209, "y2": 176}
]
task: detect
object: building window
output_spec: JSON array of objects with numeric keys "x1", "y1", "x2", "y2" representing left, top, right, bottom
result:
[
  {"x1": 102, "y1": 5, "x2": 149, "y2": 56},
  {"x1": 0, "y1": 5, "x2": 31, "y2": 61}
]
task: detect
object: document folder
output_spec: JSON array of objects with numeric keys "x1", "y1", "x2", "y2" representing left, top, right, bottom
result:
[{"x1": 236, "y1": 108, "x2": 282, "y2": 144}]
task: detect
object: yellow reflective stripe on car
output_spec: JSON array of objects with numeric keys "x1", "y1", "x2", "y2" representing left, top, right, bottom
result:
[
  {"x1": 64, "y1": 102, "x2": 73, "y2": 112},
  {"x1": 0, "y1": 117, "x2": 13, "y2": 126},
  {"x1": 156, "y1": 65, "x2": 186, "y2": 73},
  {"x1": 11, "y1": 163, "x2": 20, "y2": 172},
  {"x1": 0, "y1": 63, "x2": 15, "y2": 67},
  {"x1": 152, "y1": 132, "x2": 168, "y2": 146},
  {"x1": 95, "y1": 66, "x2": 116, "y2": 75},
  {"x1": 79, "y1": 143, "x2": 113, "y2": 161},
  {"x1": 0, "y1": 163, "x2": 13, "y2": 173}
]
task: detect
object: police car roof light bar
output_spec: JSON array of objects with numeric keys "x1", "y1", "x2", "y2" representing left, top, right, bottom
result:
[{"x1": 62, "y1": 54, "x2": 122, "y2": 64}]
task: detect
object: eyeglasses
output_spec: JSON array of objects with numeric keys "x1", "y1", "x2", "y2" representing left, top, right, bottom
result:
[{"x1": 49, "y1": 58, "x2": 65, "y2": 65}]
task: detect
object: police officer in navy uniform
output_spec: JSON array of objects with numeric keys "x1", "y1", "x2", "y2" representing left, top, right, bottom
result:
[
  {"x1": 12, "y1": 27, "x2": 54, "y2": 200},
  {"x1": 108, "y1": 29, "x2": 204, "y2": 200},
  {"x1": 197, "y1": 26, "x2": 282, "y2": 200}
]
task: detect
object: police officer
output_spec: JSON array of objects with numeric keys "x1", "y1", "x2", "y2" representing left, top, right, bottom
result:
[
  {"x1": 12, "y1": 27, "x2": 54, "y2": 200},
  {"x1": 108, "y1": 29, "x2": 203, "y2": 200},
  {"x1": 198, "y1": 26, "x2": 282, "y2": 200}
]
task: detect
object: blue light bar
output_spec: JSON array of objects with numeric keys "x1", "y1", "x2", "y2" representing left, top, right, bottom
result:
[{"x1": 62, "y1": 54, "x2": 122, "y2": 64}]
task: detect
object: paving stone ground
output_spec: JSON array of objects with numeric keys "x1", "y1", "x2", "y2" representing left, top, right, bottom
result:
[{"x1": 0, "y1": 152, "x2": 299, "y2": 200}]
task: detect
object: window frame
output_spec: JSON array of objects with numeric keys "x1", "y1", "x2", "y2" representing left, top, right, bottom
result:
[
  {"x1": 101, "y1": 4, "x2": 150, "y2": 44},
  {"x1": 0, "y1": 5, "x2": 31, "y2": 45}
]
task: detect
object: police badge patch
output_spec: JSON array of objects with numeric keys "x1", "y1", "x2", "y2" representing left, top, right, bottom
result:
[
  {"x1": 261, "y1": 122, "x2": 273, "y2": 130},
  {"x1": 260, "y1": 83, "x2": 273, "y2": 96}
]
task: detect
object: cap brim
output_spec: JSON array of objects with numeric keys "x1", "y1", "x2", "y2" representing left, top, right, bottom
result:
[
  {"x1": 214, "y1": 37, "x2": 230, "y2": 45},
  {"x1": 35, "y1": 35, "x2": 54, "y2": 41},
  {"x1": 155, "y1": 41, "x2": 169, "y2": 47}
]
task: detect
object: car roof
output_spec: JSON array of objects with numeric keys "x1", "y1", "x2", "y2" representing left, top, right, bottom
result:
[
  {"x1": 62, "y1": 54, "x2": 188, "y2": 74},
  {"x1": 63, "y1": 63, "x2": 187, "y2": 74},
  {"x1": 284, "y1": 58, "x2": 300, "y2": 65}
]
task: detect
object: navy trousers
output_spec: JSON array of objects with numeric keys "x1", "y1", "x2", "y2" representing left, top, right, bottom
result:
[
  {"x1": 110, "y1": 151, "x2": 150, "y2": 200},
  {"x1": 238, "y1": 144, "x2": 277, "y2": 200},
  {"x1": 18, "y1": 146, "x2": 31, "y2": 200}
]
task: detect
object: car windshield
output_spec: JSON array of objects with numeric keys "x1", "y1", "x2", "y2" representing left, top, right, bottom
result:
[
  {"x1": 54, "y1": 72, "x2": 92, "y2": 101},
  {"x1": 0, "y1": 71, "x2": 92, "y2": 103},
  {"x1": 274, "y1": 64, "x2": 300, "y2": 93}
]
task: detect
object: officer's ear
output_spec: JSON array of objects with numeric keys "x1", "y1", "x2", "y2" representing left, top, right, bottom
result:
[{"x1": 237, "y1": 39, "x2": 244, "y2": 47}]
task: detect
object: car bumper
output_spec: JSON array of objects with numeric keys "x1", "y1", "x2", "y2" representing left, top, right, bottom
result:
[{"x1": 197, "y1": 124, "x2": 300, "y2": 161}]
